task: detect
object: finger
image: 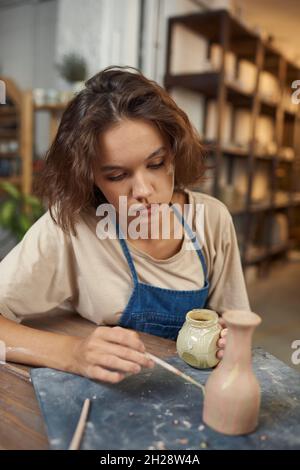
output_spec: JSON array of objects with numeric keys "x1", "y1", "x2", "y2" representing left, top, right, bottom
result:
[
  {"x1": 96, "y1": 326, "x2": 146, "y2": 353},
  {"x1": 89, "y1": 366, "x2": 125, "y2": 384},
  {"x1": 218, "y1": 317, "x2": 226, "y2": 328},
  {"x1": 216, "y1": 349, "x2": 224, "y2": 360},
  {"x1": 94, "y1": 353, "x2": 144, "y2": 374},
  {"x1": 93, "y1": 342, "x2": 154, "y2": 369},
  {"x1": 217, "y1": 337, "x2": 226, "y2": 348},
  {"x1": 220, "y1": 328, "x2": 228, "y2": 338}
]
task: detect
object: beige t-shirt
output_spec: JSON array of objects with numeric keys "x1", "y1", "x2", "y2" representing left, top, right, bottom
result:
[{"x1": 0, "y1": 190, "x2": 250, "y2": 324}]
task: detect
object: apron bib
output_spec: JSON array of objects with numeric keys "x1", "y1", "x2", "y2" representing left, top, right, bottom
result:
[{"x1": 117, "y1": 205, "x2": 209, "y2": 340}]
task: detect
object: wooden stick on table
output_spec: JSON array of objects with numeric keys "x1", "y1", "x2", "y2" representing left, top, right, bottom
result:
[
  {"x1": 2, "y1": 363, "x2": 31, "y2": 381},
  {"x1": 68, "y1": 398, "x2": 91, "y2": 450}
]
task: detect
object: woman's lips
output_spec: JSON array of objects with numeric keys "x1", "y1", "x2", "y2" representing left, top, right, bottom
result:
[
  {"x1": 137, "y1": 204, "x2": 160, "y2": 217},
  {"x1": 139, "y1": 205, "x2": 152, "y2": 217}
]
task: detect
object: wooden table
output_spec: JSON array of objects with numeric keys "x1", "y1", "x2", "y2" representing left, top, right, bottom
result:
[
  {"x1": 0, "y1": 312, "x2": 176, "y2": 450},
  {"x1": 1, "y1": 313, "x2": 300, "y2": 450}
]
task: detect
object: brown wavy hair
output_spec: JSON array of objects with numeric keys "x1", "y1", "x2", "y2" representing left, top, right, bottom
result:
[{"x1": 35, "y1": 65, "x2": 206, "y2": 235}]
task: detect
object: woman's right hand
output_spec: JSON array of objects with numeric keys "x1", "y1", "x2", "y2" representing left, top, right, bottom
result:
[{"x1": 70, "y1": 326, "x2": 155, "y2": 383}]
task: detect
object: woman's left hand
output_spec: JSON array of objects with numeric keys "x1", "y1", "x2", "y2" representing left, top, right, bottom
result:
[{"x1": 216, "y1": 316, "x2": 228, "y2": 360}]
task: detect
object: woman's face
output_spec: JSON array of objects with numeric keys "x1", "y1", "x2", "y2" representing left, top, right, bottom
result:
[{"x1": 93, "y1": 118, "x2": 175, "y2": 219}]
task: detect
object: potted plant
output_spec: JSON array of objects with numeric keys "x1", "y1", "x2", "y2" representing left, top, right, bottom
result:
[
  {"x1": 0, "y1": 182, "x2": 45, "y2": 259},
  {"x1": 56, "y1": 52, "x2": 88, "y2": 94}
]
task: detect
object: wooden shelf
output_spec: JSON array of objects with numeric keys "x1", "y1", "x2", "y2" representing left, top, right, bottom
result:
[
  {"x1": 244, "y1": 243, "x2": 290, "y2": 266},
  {"x1": 165, "y1": 73, "x2": 286, "y2": 118},
  {"x1": 0, "y1": 176, "x2": 21, "y2": 185},
  {"x1": 251, "y1": 200, "x2": 295, "y2": 211},
  {"x1": 165, "y1": 72, "x2": 219, "y2": 98},
  {"x1": 259, "y1": 97, "x2": 278, "y2": 117},
  {"x1": 0, "y1": 80, "x2": 69, "y2": 197},
  {"x1": 291, "y1": 193, "x2": 300, "y2": 206},
  {"x1": 0, "y1": 107, "x2": 18, "y2": 116},
  {"x1": 0, "y1": 77, "x2": 32, "y2": 195},
  {"x1": 165, "y1": 9, "x2": 300, "y2": 273},
  {"x1": 165, "y1": 73, "x2": 282, "y2": 116},
  {"x1": 244, "y1": 248, "x2": 268, "y2": 266},
  {"x1": 284, "y1": 109, "x2": 298, "y2": 121},
  {"x1": 225, "y1": 80, "x2": 253, "y2": 107},
  {"x1": 34, "y1": 103, "x2": 68, "y2": 112},
  {"x1": 230, "y1": 205, "x2": 247, "y2": 216},
  {"x1": 255, "y1": 153, "x2": 275, "y2": 161},
  {"x1": 0, "y1": 152, "x2": 19, "y2": 159},
  {"x1": 165, "y1": 72, "x2": 253, "y2": 108},
  {"x1": 169, "y1": 10, "x2": 258, "y2": 63},
  {"x1": 210, "y1": 145, "x2": 294, "y2": 163},
  {"x1": 0, "y1": 129, "x2": 18, "y2": 138},
  {"x1": 263, "y1": 42, "x2": 281, "y2": 75},
  {"x1": 229, "y1": 199, "x2": 300, "y2": 216},
  {"x1": 249, "y1": 201, "x2": 273, "y2": 213},
  {"x1": 222, "y1": 146, "x2": 248, "y2": 158},
  {"x1": 286, "y1": 60, "x2": 300, "y2": 83},
  {"x1": 277, "y1": 156, "x2": 295, "y2": 163},
  {"x1": 205, "y1": 141, "x2": 298, "y2": 170},
  {"x1": 0, "y1": 117, "x2": 20, "y2": 128}
]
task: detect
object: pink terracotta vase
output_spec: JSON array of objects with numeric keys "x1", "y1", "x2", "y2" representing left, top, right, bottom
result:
[{"x1": 202, "y1": 310, "x2": 262, "y2": 435}]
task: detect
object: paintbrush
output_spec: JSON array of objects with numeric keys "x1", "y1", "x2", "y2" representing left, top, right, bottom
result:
[{"x1": 145, "y1": 352, "x2": 205, "y2": 395}]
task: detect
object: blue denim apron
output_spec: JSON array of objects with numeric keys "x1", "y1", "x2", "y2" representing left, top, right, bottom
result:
[{"x1": 117, "y1": 205, "x2": 209, "y2": 340}]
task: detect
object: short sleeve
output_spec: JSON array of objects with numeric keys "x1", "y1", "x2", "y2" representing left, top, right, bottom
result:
[
  {"x1": 206, "y1": 210, "x2": 251, "y2": 314},
  {"x1": 0, "y1": 212, "x2": 77, "y2": 323}
]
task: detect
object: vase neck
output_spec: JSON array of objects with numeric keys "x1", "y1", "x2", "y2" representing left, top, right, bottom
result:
[{"x1": 223, "y1": 325, "x2": 254, "y2": 366}]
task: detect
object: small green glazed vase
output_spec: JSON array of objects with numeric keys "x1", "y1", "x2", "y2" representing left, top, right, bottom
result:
[{"x1": 176, "y1": 309, "x2": 221, "y2": 369}]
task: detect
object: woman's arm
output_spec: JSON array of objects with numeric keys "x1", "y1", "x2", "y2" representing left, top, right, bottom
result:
[
  {"x1": 0, "y1": 314, "x2": 154, "y2": 383},
  {"x1": 0, "y1": 215, "x2": 154, "y2": 382},
  {"x1": 206, "y1": 210, "x2": 250, "y2": 314}
]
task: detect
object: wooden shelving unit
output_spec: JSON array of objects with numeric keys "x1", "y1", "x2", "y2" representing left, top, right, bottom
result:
[
  {"x1": 164, "y1": 9, "x2": 300, "y2": 270},
  {"x1": 0, "y1": 79, "x2": 69, "y2": 196},
  {"x1": 0, "y1": 77, "x2": 33, "y2": 195},
  {"x1": 33, "y1": 101, "x2": 67, "y2": 145},
  {"x1": 24, "y1": 94, "x2": 69, "y2": 193}
]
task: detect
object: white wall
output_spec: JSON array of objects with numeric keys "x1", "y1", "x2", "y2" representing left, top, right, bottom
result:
[
  {"x1": 0, "y1": 0, "x2": 58, "y2": 88},
  {"x1": 55, "y1": 0, "x2": 140, "y2": 86},
  {"x1": 0, "y1": 0, "x2": 58, "y2": 155},
  {"x1": 0, "y1": 4, "x2": 35, "y2": 87},
  {"x1": 0, "y1": 0, "x2": 140, "y2": 87},
  {"x1": 0, "y1": 0, "x2": 140, "y2": 155}
]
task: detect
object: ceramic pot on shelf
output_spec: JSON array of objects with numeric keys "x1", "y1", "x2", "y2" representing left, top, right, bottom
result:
[{"x1": 203, "y1": 309, "x2": 262, "y2": 435}]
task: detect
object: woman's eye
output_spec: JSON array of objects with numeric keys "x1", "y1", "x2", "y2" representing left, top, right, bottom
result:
[
  {"x1": 148, "y1": 160, "x2": 164, "y2": 169},
  {"x1": 107, "y1": 174, "x2": 126, "y2": 181},
  {"x1": 107, "y1": 160, "x2": 164, "y2": 181}
]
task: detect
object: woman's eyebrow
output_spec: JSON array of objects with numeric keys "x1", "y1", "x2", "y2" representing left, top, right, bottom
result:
[{"x1": 100, "y1": 146, "x2": 166, "y2": 171}]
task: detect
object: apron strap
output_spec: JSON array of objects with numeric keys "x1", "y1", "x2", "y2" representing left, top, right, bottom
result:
[
  {"x1": 171, "y1": 204, "x2": 208, "y2": 281},
  {"x1": 116, "y1": 222, "x2": 139, "y2": 286}
]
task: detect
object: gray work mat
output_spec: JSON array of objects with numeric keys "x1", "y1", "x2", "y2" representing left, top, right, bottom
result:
[{"x1": 30, "y1": 348, "x2": 300, "y2": 450}]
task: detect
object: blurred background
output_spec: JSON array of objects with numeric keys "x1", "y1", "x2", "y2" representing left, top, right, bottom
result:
[{"x1": 0, "y1": 0, "x2": 299, "y2": 369}]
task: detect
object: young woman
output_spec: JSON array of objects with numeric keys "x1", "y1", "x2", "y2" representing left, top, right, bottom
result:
[{"x1": 0, "y1": 66, "x2": 250, "y2": 383}]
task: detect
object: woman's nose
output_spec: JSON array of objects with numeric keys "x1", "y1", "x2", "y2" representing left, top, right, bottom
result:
[{"x1": 131, "y1": 175, "x2": 153, "y2": 200}]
